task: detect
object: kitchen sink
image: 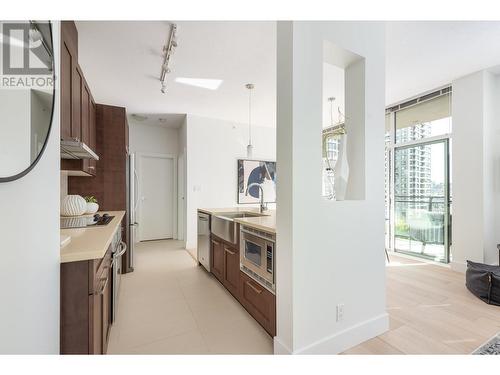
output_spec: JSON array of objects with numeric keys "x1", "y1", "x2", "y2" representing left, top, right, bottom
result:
[
  {"x1": 211, "y1": 211, "x2": 265, "y2": 244},
  {"x1": 216, "y1": 211, "x2": 265, "y2": 219}
]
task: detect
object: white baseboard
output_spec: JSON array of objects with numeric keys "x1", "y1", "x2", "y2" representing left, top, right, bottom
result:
[
  {"x1": 273, "y1": 313, "x2": 389, "y2": 355},
  {"x1": 451, "y1": 261, "x2": 467, "y2": 273},
  {"x1": 273, "y1": 336, "x2": 292, "y2": 354}
]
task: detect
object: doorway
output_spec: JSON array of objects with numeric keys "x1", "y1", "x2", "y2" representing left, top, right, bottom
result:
[
  {"x1": 138, "y1": 153, "x2": 177, "y2": 241},
  {"x1": 393, "y1": 139, "x2": 450, "y2": 262},
  {"x1": 385, "y1": 88, "x2": 452, "y2": 263}
]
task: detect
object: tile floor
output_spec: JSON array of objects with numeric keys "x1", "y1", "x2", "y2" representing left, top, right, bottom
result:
[{"x1": 107, "y1": 240, "x2": 273, "y2": 354}]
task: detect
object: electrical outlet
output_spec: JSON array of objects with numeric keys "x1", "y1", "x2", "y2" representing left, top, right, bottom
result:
[{"x1": 336, "y1": 304, "x2": 345, "y2": 322}]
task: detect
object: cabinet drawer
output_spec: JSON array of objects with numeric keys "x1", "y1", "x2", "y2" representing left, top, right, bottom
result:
[
  {"x1": 239, "y1": 271, "x2": 276, "y2": 337},
  {"x1": 90, "y1": 246, "x2": 112, "y2": 295}
]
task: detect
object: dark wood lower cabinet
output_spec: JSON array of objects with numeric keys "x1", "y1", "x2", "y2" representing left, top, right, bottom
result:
[
  {"x1": 223, "y1": 244, "x2": 240, "y2": 297},
  {"x1": 210, "y1": 233, "x2": 276, "y2": 337},
  {"x1": 61, "y1": 246, "x2": 112, "y2": 354},
  {"x1": 239, "y1": 272, "x2": 276, "y2": 337},
  {"x1": 211, "y1": 238, "x2": 224, "y2": 282}
]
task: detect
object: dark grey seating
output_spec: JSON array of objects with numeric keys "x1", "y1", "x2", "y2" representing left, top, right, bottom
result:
[{"x1": 466, "y1": 260, "x2": 500, "y2": 306}]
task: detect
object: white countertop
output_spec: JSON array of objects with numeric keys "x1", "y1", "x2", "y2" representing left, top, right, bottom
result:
[{"x1": 60, "y1": 211, "x2": 125, "y2": 263}]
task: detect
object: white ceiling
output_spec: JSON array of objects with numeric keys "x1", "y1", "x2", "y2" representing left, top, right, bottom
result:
[
  {"x1": 76, "y1": 21, "x2": 276, "y2": 128},
  {"x1": 386, "y1": 21, "x2": 500, "y2": 105},
  {"x1": 128, "y1": 113, "x2": 186, "y2": 129},
  {"x1": 76, "y1": 21, "x2": 500, "y2": 128}
]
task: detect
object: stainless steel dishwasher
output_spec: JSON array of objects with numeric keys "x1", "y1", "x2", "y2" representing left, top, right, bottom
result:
[{"x1": 197, "y1": 212, "x2": 211, "y2": 272}]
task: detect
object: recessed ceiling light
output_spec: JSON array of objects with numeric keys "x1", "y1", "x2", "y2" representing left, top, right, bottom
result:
[{"x1": 175, "y1": 77, "x2": 223, "y2": 90}]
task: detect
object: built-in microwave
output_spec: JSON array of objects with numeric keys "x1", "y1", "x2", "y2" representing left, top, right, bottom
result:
[{"x1": 240, "y1": 226, "x2": 275, "y2": 293}]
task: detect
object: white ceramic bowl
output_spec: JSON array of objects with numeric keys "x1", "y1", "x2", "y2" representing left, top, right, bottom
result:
[
  {"x1": 61, "y1": 195, "x2": 87, "y2": 216},
  {"x1": 85, "y1": 202, "x2": 99, "y2": 215}
]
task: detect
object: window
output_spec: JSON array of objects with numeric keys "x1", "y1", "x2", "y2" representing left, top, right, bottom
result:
[
  {"x1": 386, "y1": 88, "x2": 452, "y2": 263},
  {"x1": 395, "y1": 92, "x2": 452, "y2": 144}
]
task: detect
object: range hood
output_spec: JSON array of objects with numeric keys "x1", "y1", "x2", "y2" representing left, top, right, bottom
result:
[{"x1": 61, "y1": 140, "x2": 99, "y2": 160}]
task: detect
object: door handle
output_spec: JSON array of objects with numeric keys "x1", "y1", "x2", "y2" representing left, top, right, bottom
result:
[
  {"x1": 224, "y1": 247, "x2": 236, "y2": 255},
  {"x1": 246, "y1": 280, "x2": 263, "y2": 294}
]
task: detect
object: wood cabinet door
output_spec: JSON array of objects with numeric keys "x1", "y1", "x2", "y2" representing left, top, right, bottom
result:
[
  {"x1": 60, "y1": 41, "x2": 73, "y2": 141},
  {"x1": 223, "y1": 245, "x2": 240, "y2": 298},
  {"x1": 71, "y1": 65, "x2": 82, "y2": 141},
  {"x1": 91, "y1": 290, "x2": 103, "y2": 354},
  {"x1": 240, "y1": 272, "x2": 276, "y2": 336},
  {"x1": 89, "y1": 100, "x2": 97, "y2": 175},
  {"x1": 211, "y1": 238, "x2": 224, "y2": 282},
  {"x1": 101, "y1": 268, "x2": 111, "y2": 353},
  {"x1": 81, "y1": 83, "x2": 90, "y2": 146}
]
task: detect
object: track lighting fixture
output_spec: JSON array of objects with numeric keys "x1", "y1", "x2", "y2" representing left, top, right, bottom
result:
[{"x1": 160, "y1": 23, "x2": 177, "y2": 94}]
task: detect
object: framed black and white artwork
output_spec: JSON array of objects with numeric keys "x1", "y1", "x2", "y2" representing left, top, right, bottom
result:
[{"x1": 237, "y1": 159, "x2": 276, "y2": 204}]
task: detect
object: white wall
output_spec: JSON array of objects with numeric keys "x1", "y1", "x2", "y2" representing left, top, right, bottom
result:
[
  {"x1": 178, "y1": 116, "x2": 187, "y2": 243},
  {"x1": 0, "y1": 22, "x2": 60, "y2": 354},
  {"x1": 275, "y1": 21, "x2": 388, "y2": 354},
  {"x1": 451, "y1": 68, "x2": 500, "y2": 271},
  {"x1": 0, "y1": 90, "x2": 31, "y2": 177},
  {"x1": 129, "y1": 121, "x2": 179, "y2": 155},
  {"x1": 483, "y1": 72, "x2": 500, "y2": 265},
  {"x1": 129, "y1": 120, "x2": 181, "y2": 239},
  {"x1": 184, "y1": 114, "x2": 276, "y2": 250}
]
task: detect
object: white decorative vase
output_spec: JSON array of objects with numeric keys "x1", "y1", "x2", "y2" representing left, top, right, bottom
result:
[
  {"x1": 61, "y1": 195, "x2": 87, "y2": 216},
  {"x1": 334, "y1": 134, "x2": 349, "y2": 201},
  {"x1": 85, "y1": 202, "x2": 99, "y2": 215}
]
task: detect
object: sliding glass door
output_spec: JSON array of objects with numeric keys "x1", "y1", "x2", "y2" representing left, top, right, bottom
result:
[{"x1": 393, "y1": 139, "x2": 450, "y2": 262}]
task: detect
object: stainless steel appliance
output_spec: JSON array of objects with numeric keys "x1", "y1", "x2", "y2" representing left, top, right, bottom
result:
[
  {"x1": 127, "y1": 153, "x2": 139, "y2": 270},
  {"x1": 197, "y1": 212, "x2": 211, "y2": 271},
  {"x1": 111, "y1": 229, "x2": 127, "y2": 323},
  {"x1": 240, "y1": 225, "x2": 275, "y2": 293},
  {"x1": 211, "y1": 212, "x2": 262, "y2": 244},
  {"x1": 60, "y1": 213, "x2": 114, "y2": 229}
]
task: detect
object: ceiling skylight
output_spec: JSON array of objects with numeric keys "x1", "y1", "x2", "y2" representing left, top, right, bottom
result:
[{"x1": 174, "y1": 77, "x2": 223, "y2": 90}]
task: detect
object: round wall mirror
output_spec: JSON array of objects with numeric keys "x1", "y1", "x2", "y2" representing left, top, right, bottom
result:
[{"x1": 0, "y1": 21, "x2": 55, "y2": 182}]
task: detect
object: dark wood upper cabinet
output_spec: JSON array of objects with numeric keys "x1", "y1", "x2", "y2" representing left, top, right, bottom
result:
[
  {"x1": 60, "y1": 42, "x2": 73, "y2": 141},
  {"x1": 60, "y1": 21, "x2": 80, "y2": 142},
  {"x1": 60, "y1": 21, "x2": 98, "y2": 176},
  {"x1": 71, "y1": 65, "x2": 82, "y2": 142},
  {"x1": 81, "y1": 82, "x2": 90, "y2": 145},
  {"x1": 89, "y1": 99, "x2": 97, "y2": 174}
]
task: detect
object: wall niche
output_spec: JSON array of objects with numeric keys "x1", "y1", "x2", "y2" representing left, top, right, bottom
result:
[{"x1": 322, "y1": 40, "x2": 366, "y2": 201}]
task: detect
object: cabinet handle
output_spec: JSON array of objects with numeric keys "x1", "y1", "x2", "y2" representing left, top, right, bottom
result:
[
  {"x1": 212, "y1": 240, "x2": 220, "y2": 246},
  {"x1": 116, "y1": 241, "x2": 127, "y2": 257},
  {"x1": 246, "y1": 280, "x2": 263, "y2": 294},
  {"x1": 224, "y1": 247, "x2": 236, "y2": 255},
  {"x1": 96, "y1": 277, "x2": 109, "y2": 295},
  {"x1": 89, "y1": 166, "x2": 95, "y2": 170}
]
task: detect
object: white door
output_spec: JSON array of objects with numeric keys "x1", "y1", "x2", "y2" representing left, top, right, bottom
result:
[{"x1": 139, "y1": 155, "x2": 174, "y2": 241}]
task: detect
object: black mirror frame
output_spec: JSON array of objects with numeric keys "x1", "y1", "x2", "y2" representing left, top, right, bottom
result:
[{"x1": 0, "y1": 21, "x2": 55, "y2": 183}]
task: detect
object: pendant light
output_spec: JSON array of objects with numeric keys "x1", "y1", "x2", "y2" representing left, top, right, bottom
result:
[{"x1": 246, "y1": 83, "x2": 254, "y2": 158}]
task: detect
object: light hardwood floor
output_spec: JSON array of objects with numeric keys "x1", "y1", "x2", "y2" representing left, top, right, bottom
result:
[
  {"x1": 344, "y1": 254, "x2": 500, "y2": 354},
  {"x1": 109, "y1": 241, "x2": 499, "y2": 354}
]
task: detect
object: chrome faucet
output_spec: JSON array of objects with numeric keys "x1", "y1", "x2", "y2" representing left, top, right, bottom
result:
[{"x1": 246, "y1": 183, "x2": 267, "y2": 213}]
